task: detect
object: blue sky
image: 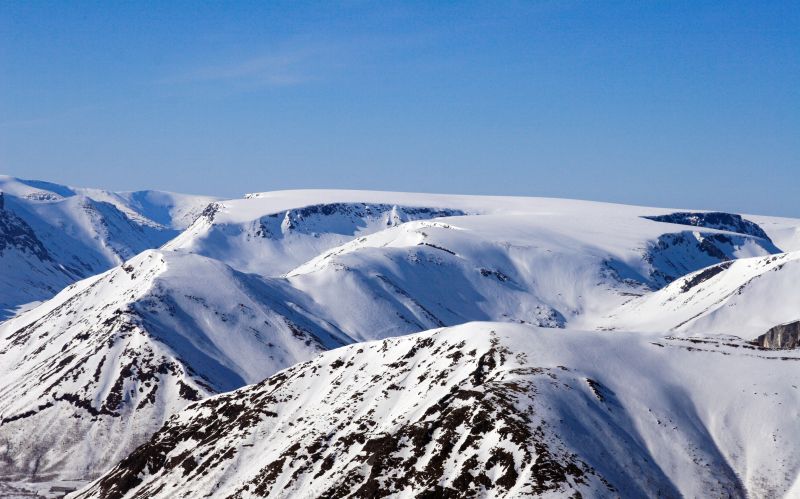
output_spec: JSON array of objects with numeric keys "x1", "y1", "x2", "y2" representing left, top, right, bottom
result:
[{"x1": 1, "y1": 1, "x2": 798, "y2": 215}]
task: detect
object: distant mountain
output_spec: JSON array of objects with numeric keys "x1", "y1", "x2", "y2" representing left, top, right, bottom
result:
[
  {"x1": 600, "y1": 250, "x2": 800, "y2": 338},
  {"x1": 0, "y1": 176, "x2": 217, "y2": 318},
  {"x1": 75, "y1": 322, "x2": 800, "y2": 499},
  {"x1": 166, "y1": 191, "x2": 781, "y2": 337}
]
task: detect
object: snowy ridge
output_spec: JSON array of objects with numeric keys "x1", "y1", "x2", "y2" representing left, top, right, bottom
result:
[
  {"x1": 0, "y1": 176, "x2": 217, "y2": 319},
  {"x1": 601, "y1": 250, "x2": 800, "y2": 338},
  {"x1": 75, "y1": 322, "x2": 800, "y2": 499},
  {"x1": 0, "y1": 249, "x2": 347, "y2": 482},
  {"x1": 165, "y1": 191, "x2": 781, "y2": 336},
  {"x1": 165, "y1": 198, "x2": 469, "y2": 276}
]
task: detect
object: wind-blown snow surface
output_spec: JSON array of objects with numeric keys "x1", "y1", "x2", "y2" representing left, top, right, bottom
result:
[
  {"x1": 75, "y1": 322, "x2": 800, "y2": 499},
  {"x1": 0, "y1": 176, "x2": 217, "y2": 319}
]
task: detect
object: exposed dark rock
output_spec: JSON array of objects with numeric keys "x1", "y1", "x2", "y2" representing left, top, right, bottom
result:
[
  {"x1": 680, "y1": 261, "x2": 733, "y2": 293},
  {"x1": 643, "y1": 212, "x2": 772, "y2": 242},
  {"x1": 755, "y1": 321, "x2": 800, "y2": 350},
  {"x1": 0, "y1": 206, "x2": 52, "y2": 261},
  {"x1": 199, "y1": 202, "x2": 222, "y2": 223},
  {"x1": 249, "y1": 203, "x2": 466, "y2": 239},
  {"x1": 643, "y1": 231, "x2": 772, "y2": 287}
]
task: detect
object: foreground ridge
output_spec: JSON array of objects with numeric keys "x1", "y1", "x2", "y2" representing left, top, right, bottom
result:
[{"x1": 76, "y1": 323, "x2": 800, "y2": 498}]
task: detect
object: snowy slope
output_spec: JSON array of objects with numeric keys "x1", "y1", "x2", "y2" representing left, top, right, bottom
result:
[
  {"x1": 167, "y1": 191, "x2": 780, "y2": 280},
  {"x1": 165, "y1": 196, "x2": 468, "y2": 276},
  {"x1": 0, "y1": 176, "x2": 217, "y2": 318},
  {"x1": 75, "y1": 322, "x2": 800, "y2": 499},
  {"x1": 81, "y1": 189, "x2": 219, "y2": 231},
  {"x1": 0, "y1": 249, "x2": 348, "y2": 482},
  {"x1": 166, "y1": 190, "x2": 781, "y2": 336},
  {"x1": 1, "y1": 186, "x2": 795, "y2": 494},
  {"x1": 747, "y1": 214, "x2": 800, "y2": 252},
  {"x1": 600, "y1": 251, "x2": 800, "y2": 338}
]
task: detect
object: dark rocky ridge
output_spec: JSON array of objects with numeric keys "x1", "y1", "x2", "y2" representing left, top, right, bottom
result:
[
  {"x1": 253, "y1": 202, "x2": 467, "y2": 239},
  {"x1": 72, "y1": 331, "x2": 614, "y2": 498},
  {"x1": 75, "y1": 326, "x2": 757, "y2": 498},
  {"x1": 643, "y1": 212, "x2": 773, "y2": 243},
  {"x1": 643, "y1": 231, "x2": 775, "y2": 287}
]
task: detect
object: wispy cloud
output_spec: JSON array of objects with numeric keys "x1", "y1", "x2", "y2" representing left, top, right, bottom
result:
[{"x1": 161, "y1": 42, "x2": 343, "y2": 88}]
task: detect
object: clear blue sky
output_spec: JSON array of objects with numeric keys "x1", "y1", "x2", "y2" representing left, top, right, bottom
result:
[{"x1": 1, "y1": 1, "x2": 798, "y2": 215}]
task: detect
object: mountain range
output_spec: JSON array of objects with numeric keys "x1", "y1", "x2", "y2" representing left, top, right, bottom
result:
[{"x1": 0, "y1": 176, "x2": 799, "y2": 498}]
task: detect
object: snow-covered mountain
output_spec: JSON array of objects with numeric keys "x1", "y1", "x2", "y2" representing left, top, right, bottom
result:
[
  {"x1": 167, "y1": 191, "x2": 780, "y2": 283},
  {"x1": 0, "y1": 248, "x2": 352, "y2": 483},
  {"x1": 0, "y1": 176, "x2": 217, "y2": 319},
  {"x1": 165, "y1": 191, "x2": 782, "y2": 336},
  {"x1": 600, "y1": 250, "x2": 800, "y2": 338},
  {"x1": 2, "y1": 184, "x2": 799, "y2": 496},
  {"x1": 75, "y1": 322, "x2": 800, "y2": 499}
]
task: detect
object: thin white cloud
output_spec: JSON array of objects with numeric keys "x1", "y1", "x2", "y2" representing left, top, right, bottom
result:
[{"x1": 161, "y1": 42, "x2": 341, "y2": 88}]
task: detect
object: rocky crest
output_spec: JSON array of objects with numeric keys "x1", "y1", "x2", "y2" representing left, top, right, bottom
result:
[{"x1": 644, "y1": 212, "x2": 774, "y2": 243}]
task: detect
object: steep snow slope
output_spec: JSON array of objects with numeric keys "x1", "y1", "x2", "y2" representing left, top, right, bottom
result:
[
  {"x1": 600, "y1": 251, "x2": 800, "y2": 338},
  {"x1": 0, "y1": 250, "x2": 347, "y2": 483},
  {"x1": 80, "y1": 189, "x2": 219, "y2": 230},
  {"x1": 0, "y1": 176, "x2": 216, "y2": 318},
  {"x1": 75, "y1": 322, "x2": 800, "y2": 499}
]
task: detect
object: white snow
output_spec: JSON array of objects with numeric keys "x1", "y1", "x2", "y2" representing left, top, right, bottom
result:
[
  {"x1": 0, "y1": 176, "x2": 217, "y2": 319},
  {"x1": 1, "y1": 182, "x2": 798, "y2": 497},
  {"x1": 73, "y1": 322, "x2": 800, "y2": 498}
]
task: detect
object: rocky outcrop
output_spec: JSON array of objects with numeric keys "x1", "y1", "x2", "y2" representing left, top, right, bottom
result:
[
  {"x1": 253, "y1": 203, "x2": 467, "y2": 239},
  {"x1": 755, "y1": 321, "x2": 800, "y2": 350},
  {"x1": 643, "y1": 212, "x2": 773, "y2": 242},
  {"x1": 643, "y1": 232, "x2": 775, "y2": 287},
  {"x1": 0, "y1": 205, "x2": 52, "y2": 261}
]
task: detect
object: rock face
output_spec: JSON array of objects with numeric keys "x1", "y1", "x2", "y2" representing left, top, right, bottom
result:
[
  {"x1": 643, "y1": 212, "x2": 774, "y2": 243},
  {"x1": 756, "y1": 321, "x2": 800, "y2": 349}
]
